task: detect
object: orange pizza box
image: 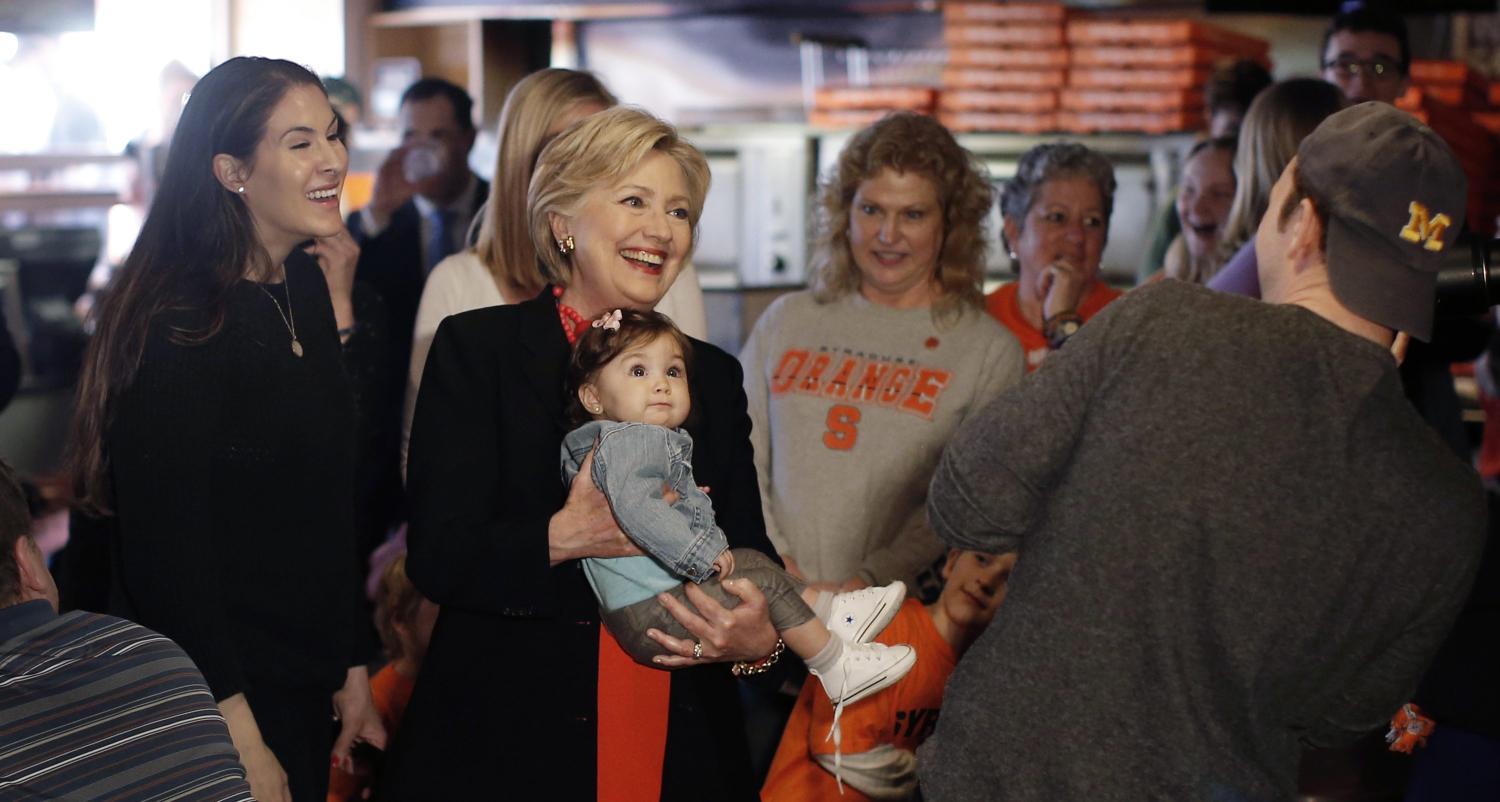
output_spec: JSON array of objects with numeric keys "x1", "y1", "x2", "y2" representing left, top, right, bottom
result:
[
  {"x1": 1409, "y1": 59, "x2": 1478, "y2": 86},
  {"x1": 943, "y1": 66, "x2": 1068, "y2": 90},
  {"x1": 809, "y1": 108, "x2": 919, "y2": 129},
  {"x1": 943, "y1": 2, "x2": 1067, "y2": 24},
  {"x1": 938, "y1": 88, "x2": 1060, "y2": 113},
  {"x1": 1059, "y1": 88, "x2": 1202, "y2": 113},
  {"x1": 946, "y1": 47, "x2": 1070, "y2": 70},
  {"x1": 1070, "y1": 44, "x2": 1268, "y2": 70},
  {"x1": 938, "y1": 109, "x2": 1058, "y2": 134},
  {"x1": 1067, "y1": 66, "x2": 1214, "y2": 90},
  {"x1": 943, "y1": 24, "x2": 1066, "y2": 49},
  {"x1": 1397, "y1": 101, "x2": 1494, "y2": 167},
  {"x1": 1057, "y1": 108, "x2": 1205, "y2": 134},
  {"x1": 1065, "y1": 19, "x2": 1269, "y2": 58},
  {"x1": 1399, "y1": 84, "x2": 1472, "y2": 108},
  {"x1": 814, "y1": 85, "x2": 937, "y2": 111}
]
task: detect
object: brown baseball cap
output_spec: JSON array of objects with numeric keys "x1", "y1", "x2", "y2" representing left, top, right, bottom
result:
[{"x1": 1296, "y1": 101, "x2": 1467, "y2": 341}]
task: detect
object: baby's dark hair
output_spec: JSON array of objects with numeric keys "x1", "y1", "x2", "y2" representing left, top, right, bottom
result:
[{"x1": 565, "y1": 309, "x2": 694, "y2": 427}]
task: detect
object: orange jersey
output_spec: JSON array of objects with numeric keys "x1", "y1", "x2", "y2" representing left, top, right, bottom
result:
[
  {"x1": 985, "y1": 281, "x2": 1122, "y2": 371},
  {"x1": 762, "y1": 600, "x2": 956, "y2": 801}
]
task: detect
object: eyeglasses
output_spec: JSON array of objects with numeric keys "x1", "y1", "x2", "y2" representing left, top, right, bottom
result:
[{"x1": 1323, "y1": 57, "x2": 1404, "y2": 81}]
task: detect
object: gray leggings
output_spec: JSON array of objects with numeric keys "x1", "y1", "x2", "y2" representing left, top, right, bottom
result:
[{"x1": 601, "y1": 548, "x2": 816, "y2": 667}]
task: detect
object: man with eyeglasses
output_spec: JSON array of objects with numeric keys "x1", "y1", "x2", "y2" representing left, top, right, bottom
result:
[{"x1": 1321, "y1": 2, "x2": 1409, "y2": 105}]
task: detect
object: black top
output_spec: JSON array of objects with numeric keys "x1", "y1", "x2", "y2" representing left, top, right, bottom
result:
[
  {"x1": 106, "y1": 250, "x2": 365, "y2": 699},
  {"x1": 378, "y1": 287, "x2": 773, "y2": 802}
]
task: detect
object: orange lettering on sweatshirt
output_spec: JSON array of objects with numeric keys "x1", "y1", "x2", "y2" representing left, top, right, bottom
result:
[
  {"x1": 821, "y1": 404, "x2": 861, "y2": 450},
  {"x1": 797, "y1": 353, "x2": 833, "y2": 395},
  {"x1": 878, "y1": 366, "x2": 915, "y2": 407},
  {"x1": 848, "y1": 362, "x2": 892, "y2": 404},
  {"x1": 821, "y1": 357, "x2": 861, "y2": 399},
  {"x1": 770, "y1": 349, "x2": 809, "y2": 394},
  {"x1": 900, "y1": 368, "x2": 951, "y2": 420}
]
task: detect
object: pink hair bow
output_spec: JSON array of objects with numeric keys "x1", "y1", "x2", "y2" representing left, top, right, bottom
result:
[{"x1": 592, "y1": 309, "x2": 623, "y2": 332}]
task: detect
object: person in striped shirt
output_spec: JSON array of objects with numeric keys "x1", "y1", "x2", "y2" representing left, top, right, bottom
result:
[{"x1": 0, "y1": 459, "x2": 252, "y2": 801}]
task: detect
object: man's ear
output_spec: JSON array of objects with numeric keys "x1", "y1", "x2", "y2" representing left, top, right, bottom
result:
[
  {"x1": 1286, "y1": 197, "x2": 1325, "y2": 274},
  {"x1": 578, "y1": 384, "x2": 601, "y2": 416},
  {"x1": 13, "y1": 537, "x2": 48, "y2": 600},
  {"x1": 212, "y1": 154, "x2": 249, "y2": 195}
]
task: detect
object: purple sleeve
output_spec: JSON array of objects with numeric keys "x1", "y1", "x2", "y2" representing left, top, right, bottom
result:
[{"x1": 1206, "y1": 240, "x2": 1262, "y2": 299}]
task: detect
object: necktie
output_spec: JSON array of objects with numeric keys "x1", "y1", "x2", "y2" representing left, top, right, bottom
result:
[{"x1": 425, "y1": 207, "x2": 457, "y2": 275}]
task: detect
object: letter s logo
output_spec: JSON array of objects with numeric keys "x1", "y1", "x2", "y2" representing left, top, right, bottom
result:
[{"x1": 822, "y1": 404, "x2": 861, "y2": 451}]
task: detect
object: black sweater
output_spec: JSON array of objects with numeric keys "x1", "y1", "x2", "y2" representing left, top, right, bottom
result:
[{"x1": 107, "y1": 252, "x2": 364, "y2": 699}]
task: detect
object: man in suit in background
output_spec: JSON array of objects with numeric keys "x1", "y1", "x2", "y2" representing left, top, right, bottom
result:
[{"x1": 350, "y1": 77, "x2": 488, "y2": 382}]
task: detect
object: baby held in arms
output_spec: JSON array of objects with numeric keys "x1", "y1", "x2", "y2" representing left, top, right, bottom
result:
[{"x1": 561, "y1": 309, "x2": 916, "y2": 707}]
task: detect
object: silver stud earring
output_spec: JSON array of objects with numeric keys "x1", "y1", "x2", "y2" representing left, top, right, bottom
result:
[
  {"x1": 237, "y1": 186, "x2": 246, "y2": 194},
  {"x1": 1007, "y1": 250, "x2": 1018, "y2": 260}
]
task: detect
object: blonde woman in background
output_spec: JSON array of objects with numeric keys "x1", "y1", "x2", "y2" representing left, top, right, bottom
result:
[
  {"x1": 1205, "y1": 79, "x2": 1346, "y2": 297},
  {"x1": 402, "y1": 69, "x2": 706, "y2": 466},
  {"x1": 741, "y1": 112, "x2": 1023, "y2": 599}
]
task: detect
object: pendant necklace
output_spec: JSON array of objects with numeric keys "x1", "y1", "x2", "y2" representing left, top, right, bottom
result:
[{"x1": 258, "y1": 270, "x2": 303, "y2": 357}]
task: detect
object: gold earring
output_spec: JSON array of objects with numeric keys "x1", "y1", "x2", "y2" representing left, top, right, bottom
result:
[{"x1": 557, "y1": 235, "x2": 575, "y2": 255}]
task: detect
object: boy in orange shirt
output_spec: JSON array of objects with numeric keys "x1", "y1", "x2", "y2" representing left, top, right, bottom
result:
[{"x1": 762, "y1": 549, "x2": 1017, "y2": 801}]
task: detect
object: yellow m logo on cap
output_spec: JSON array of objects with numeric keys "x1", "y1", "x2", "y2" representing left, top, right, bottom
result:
[{"x1": 1399, "y1": 202, "x2": 1452, "y2": 252}]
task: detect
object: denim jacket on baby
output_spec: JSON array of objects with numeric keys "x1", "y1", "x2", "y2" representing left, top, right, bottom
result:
[{"x1": 561, "y1": 420, "x2": 730, "y2": 611}]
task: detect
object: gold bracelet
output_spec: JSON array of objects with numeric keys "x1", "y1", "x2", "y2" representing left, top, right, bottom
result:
[{"x1": 731, "y1": 638, "x2": 785, "y2": 677}]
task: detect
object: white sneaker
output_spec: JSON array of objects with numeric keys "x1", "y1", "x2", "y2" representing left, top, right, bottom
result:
[
  {"x1": 810, "y1": 641, "x2": 917, "y2": 707},
  {"x1": 825, "y1": 581, "x2": 906, "y2": 644}
]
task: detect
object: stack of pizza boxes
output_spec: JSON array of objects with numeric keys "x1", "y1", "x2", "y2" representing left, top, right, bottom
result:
[
  {"x1": 938, "y1": 1, "x2": 1069, "y2": 133},
  {"x1": 1398, "y1": 60, "x2": 1499, "y2": 236},
  {"x1": 808, "y1": 86, "x2": 938, "y2": 130},
  {"x1": 1058, "y1": 18, "x2": 1269, "y2": 134}
]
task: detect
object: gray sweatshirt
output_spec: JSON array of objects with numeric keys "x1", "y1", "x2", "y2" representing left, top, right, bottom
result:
[
  {"x1": 919, "y1": 280, "x2": 1486, "y2": 801},
  {"x1": 741, "y1": 290, "x2": 1023, "y2": 593}
]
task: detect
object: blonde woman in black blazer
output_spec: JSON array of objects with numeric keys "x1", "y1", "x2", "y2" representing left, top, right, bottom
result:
[{"x1": 380, "y1": 108, "x2": 781, "y2": 801}]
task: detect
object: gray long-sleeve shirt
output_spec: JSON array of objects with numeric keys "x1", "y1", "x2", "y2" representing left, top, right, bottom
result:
[{"x1": 920, "y1": 281, "x2": 1486, "y2": 801}]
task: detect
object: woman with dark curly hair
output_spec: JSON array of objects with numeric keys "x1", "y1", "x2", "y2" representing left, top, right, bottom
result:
[
  {"x1": 986, "y1": 142, "x2": 1120, "y2": 371},
  {"x1": 741, "y1": 112, "x2": 1022, "y2": 601}
]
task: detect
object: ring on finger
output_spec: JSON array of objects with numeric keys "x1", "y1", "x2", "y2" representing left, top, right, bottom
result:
[{"x1": 692, "y1": 641, "x2": 703, "y2": 659}]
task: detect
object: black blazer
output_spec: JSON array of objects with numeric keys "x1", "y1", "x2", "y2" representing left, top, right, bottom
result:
[
  {"x1": 378, "y1": 288, "x2": 773, "y2": 801},
  {"x1": 348, "y1": 177, "x2": 489, "y2": 388}
]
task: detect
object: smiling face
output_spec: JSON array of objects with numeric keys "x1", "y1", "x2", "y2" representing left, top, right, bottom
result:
[
  {"x1": 936, "y1": 550, "x2": 1016, "y2": 632},
  {"x1": 221, "y1": 83, "x2": 347, "y2": 262},
  {"x1": 847, "y1": 167, "x2": 944, "y2": 309},
  {"x1": 1005, "y1": 175, "x2": 1107, "y2": 304},
  {"x1": 579, "y1": 332, "x2": 691, "y2": 428},
  {"x1": 1176, "y1": 146, "x2": 1236, "y2": 263},
  {"x1": 552, "y1": 151, "x2": 691, "y2": 315}
]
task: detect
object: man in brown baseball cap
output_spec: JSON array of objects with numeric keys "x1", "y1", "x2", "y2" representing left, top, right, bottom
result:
[
  {"x1": 919, "y1": 101, "x2": 1485, "y2": 801},
  {"x1": 1257, "y1": 101, "x2": 1466, "y2": 343}
]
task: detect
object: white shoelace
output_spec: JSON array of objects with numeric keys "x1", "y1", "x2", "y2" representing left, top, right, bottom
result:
[{"x1": 826, "y1": 668, "x2": 848, "y2": 795}]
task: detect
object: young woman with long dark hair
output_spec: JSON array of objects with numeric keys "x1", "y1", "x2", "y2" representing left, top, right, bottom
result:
[{"x1": 67, "y1": 56, "x2": 384, "y2": 802}]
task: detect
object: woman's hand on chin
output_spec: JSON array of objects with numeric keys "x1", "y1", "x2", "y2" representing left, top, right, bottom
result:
[
  {"x1": 1039, "y1": 258, "x2": 1089, "y2": 320},
  {"x1": 647, "y1": 579, "x2": 778, "y2": 666},
  {"x1": 548, "y1": 446, "x2": 644, "y2": 566}
]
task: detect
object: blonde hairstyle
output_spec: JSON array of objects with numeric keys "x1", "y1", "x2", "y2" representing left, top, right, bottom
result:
[
  {"x1": 374, "y1": 554, "x2": 425, "y2": 662},
  {"x1": 474, "y1": 69, "x2": 616, "y2": 293},
  {"x1": 810, "y1": 112, "x2": 993, "y2": 325},
  {"x1": 1215, "y1": 79, "x2": 1347, "y2": 266},
  {"x1": 529, "y1": 106, "x2": 710, "y2": 285}
]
